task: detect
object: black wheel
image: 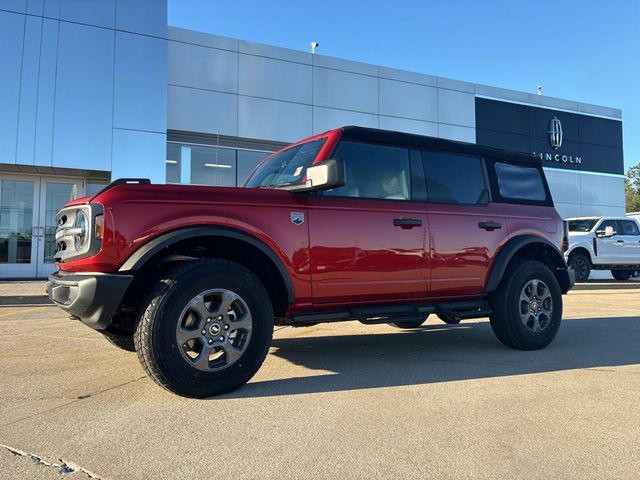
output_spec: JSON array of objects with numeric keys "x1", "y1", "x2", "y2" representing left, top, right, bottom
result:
[
  {"x1": 134, "y1": 259, "x2": 274, "y2": 398},
  {"x1": 489, "y1": 260, "x2": 562, "y2": 350},
  {"x1": 611, "y1": 269, "x2": 633, "y2": 281},
  {"x1": 101, "y1": 330, "x2": 136, "y2": 352},
  {"x1": 390, "y1": 315, "x2": 429, "y2": 329},
  {"x1": 568, "y1": 252, "x2": 590, "y2": 282}
]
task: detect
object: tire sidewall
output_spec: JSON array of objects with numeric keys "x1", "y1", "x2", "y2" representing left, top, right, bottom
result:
[
  {"x1": 504, "y1": 262, "x2": 563, "y2": 349},
  {"x1": 568, "y1": 253, "x2": 590, "y2": 282},
  {"x1": 150, "y1": 263, "x2": 273, "y2": 395}
]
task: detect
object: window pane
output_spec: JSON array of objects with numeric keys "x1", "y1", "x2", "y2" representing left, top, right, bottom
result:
[
  {"x1": 423, "y1": 152, "x2": 485, "y2": 204},
  {"x1": 324, "y1": 141, "x2": 410, "y2": 200},
  {"x1": 599, "y1": 220, "x2": 618, "y2": 234},
  {"x1": 166, "y1": 143, "x2": 181, "y2": 183},
  {"x1": 619, "y1": 220, "x2": 639, "y2": 236},
  {"x1": 238, "y1": 150, "x2": 270, "y2": 186},
  {"x1": 0, "y1": 180, "x2": 34, "y2": 264},
  {"x1": 190, "y1": 146, "x2": 236, "y2": 186},
  {"x1": 495, "y1": 162, "x2": 546, "y2": 202},
  {"x1": 86, "y1": 180, "x2": 108, "y2": 196}
]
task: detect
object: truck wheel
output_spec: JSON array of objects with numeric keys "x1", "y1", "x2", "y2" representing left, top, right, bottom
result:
[
  {"x1": 611, "y1": 270, "x2": 633, "y2": 281},
  {"x1": 568, "y1": 252, "x2": 590, "y2": 282},
  {"x1": 134, "y1": 259, "x2": 273, "y2": 398},
  {"x1": 489, "y1": 260, "x2": 562, "y2": 350},
  {"x1": 390, "y1": 315, "x2": 429, "y2": 329},
  {"x1": 101, "y1": 330, "x2": 135, "y2": 352}
]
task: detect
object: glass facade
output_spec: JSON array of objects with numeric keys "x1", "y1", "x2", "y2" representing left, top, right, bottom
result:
[{"x1": 166, "y1": 143, "x2": 271, "y2": 187}]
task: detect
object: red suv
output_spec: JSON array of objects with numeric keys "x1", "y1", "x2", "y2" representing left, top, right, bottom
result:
[{"x1": 47, "y1": 126, "x2": 575, "y2": 397}]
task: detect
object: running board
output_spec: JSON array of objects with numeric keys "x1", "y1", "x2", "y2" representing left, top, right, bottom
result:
[{"x1": 289, "y1": 300, "x2": 491, "y2": 326}]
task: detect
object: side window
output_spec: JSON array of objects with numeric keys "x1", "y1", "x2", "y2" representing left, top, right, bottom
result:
[
  {"x1": 422, "y1": 151, "x2": 487, "y2": 205},
  {"x1": 598, "y1": 219, "x2": 618, "y2": 235},
  {"x1": 494, "y1": 162, "x2": 547, "y2": 202},
  {"x1": 619, "y1": 220, "x2": 640, "y2": 236},
  {"x1": 324, "y1": 141, "x2": 411, "y2": 200}
]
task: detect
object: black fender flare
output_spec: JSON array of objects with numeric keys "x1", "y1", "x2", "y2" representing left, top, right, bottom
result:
[
  {"x1": 485, "y1": 235, "x2": 572, "y2": 294},
  {"x1": 118, "y1": 226, "x2": 294, "y2": 304}
]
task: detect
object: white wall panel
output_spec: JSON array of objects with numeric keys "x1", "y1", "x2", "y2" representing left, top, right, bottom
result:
[
  {"x1": 59, "y1": 0, "x2": 115, "y2": 28},
  {"x1": 52, "y1": 22, "x2": 114, "y2": 170},
  {"x1": 437, "y1": 89, "x2": 475, "y2": 127},
  {"x1": 26, "y1": 0, "x2": 43, "y2": 15},
  {"x1": 313, "y1": 68, "x2": 377, "y2": 114},
  {"x1": 168, "y1": 85, "x2": 237, "y2": 136},
  {"x1": 553, "y1": 202, "x2": 581, "y2": 219},
  {"x1": 313, "y1": 107, "x2": 377, "y2": 134},
  {"x1": 239, "y1": 54, "x2": 311, "y2": 104},
  {"x1": 239, "y1": 40, "x2": 310, "y2": 65},
  {"x1": 543, "y1": 168, "x2": 580, "y2": 204},
  {"x1": 437, "y1": 124, "x2": 475, "y2": 143},
  {"x1": 112, "y1": 129, "x2": 166, "y2": 183},
  {"x1": 0, "y1": 0, "x2": 26, "y2": 13},
  {"x1": 379, "y1": 116, "x2": 437, "y2": 137},
  {"x1": 238, "y1": 96, "x2": 311, "y2": 142},
  {"x1": 579, "y1": 173, "x2": 625, "y2": 208},
  {"x1": 114, "y1": 32, "x2": 167, "y2": 133},
  {"x1": 168, "y1": 41, "x2": 237, "y2": 94},
  {"x1": 16, "y1": 15, "x2": 42, "y2": 165},
  {"x1": 379, "y1": 78, "x2": 437, "y2": 122},
  {"x1": 0, "y1": 11, "x2": 24, "y2": 165}
]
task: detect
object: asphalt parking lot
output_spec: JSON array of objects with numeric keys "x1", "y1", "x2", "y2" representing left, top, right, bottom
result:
[{"x1": 1, "y1": 283, "x2": 639, "y2": 480}]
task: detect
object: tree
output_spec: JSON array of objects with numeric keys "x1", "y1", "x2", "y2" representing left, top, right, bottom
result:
[{"x1": 626, "y1": 164, "x2": 640, "y2": 212}]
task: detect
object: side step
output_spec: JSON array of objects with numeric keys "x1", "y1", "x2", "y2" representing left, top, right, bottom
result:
[{"x1": 289, "y1": 300, "x2": 491, "y2": 326}]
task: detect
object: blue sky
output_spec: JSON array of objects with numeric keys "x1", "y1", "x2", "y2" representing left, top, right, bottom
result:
[{"x1": 169, "y1": 0, "x2": 639, "y2": 171}]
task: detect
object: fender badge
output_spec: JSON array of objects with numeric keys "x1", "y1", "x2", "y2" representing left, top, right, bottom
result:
[{"x1": 291, "y1": 212, "x2": 304, "y2": 225}]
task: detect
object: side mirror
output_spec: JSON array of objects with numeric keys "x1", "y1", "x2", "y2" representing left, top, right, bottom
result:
[
  {"x1": 287, "y1": 159, "x2": 345, "y2": 193},
  {"x1": 596, "y1": 226, "x2": 615, "y2": 238}
]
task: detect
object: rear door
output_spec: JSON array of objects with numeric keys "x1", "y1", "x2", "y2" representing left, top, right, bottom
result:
[
  {"x1": 616, "y1": 219, "x2": 640, "y2": 264},
  {"x1": 422, "y1": 151, "x2": 506, "y2": 297},
  {"x1": 307, "y1": 141, "x2": 429, "y2": 305}
]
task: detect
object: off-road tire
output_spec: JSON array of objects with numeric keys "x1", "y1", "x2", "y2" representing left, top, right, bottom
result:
[
  {"x1": 611, "y1": 269, "x2": 633, "y2": 281},
  {"x1": 134, "y1": 259, "x2": 273, "y2": 398},
  {"x1": 568, "y1": 252, "x2": 590, "y2": 282},
  {"x1": 489, "y1": 260, "x2": 562, "y2": 350},
  {"x1": 101, "y1": 330, "x2": 136, "y2": 352},
  {"x1": 390, "y1": 315, "x2": 429, "y2": 329}
]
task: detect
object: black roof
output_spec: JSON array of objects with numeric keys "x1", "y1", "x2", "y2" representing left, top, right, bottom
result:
[{"x1": 340, "y1": 126, "x2": 541, "y2": 166}]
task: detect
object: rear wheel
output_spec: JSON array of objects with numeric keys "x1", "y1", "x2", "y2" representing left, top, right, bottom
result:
[
  {"x1": 489, "y1": 260, "x2": 562, "y2": 350},
  {"x1": 134, "y1": 259, "x2": 274, "y2": 398},
  {"x1": 568, "y1": 252, "x2": 590, "y2": 282},
  {"x1": 611, "y1": 269, "x2": 633, "y2": 281}
]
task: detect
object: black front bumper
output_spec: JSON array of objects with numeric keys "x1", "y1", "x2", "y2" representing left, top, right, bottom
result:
[{"x1": 46, "y1": 271, "x2": 133, "y2": 330}]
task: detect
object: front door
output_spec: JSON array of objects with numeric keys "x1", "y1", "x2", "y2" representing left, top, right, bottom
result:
[
  {"x1": 594, "y1": 219, "x2": 624, "y2": 264},
  {"x1": 0, "y1": 175, "x2": 83, "y2": 279}
]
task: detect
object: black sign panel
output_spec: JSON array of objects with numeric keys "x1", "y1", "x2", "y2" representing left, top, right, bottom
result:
[{"x1": 475, "y1": 98, "x2": 623, "y2": 175}]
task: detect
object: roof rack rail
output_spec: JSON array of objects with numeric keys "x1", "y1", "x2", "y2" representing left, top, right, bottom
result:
[{"x1": 90, "y1": 178, "x2": 151, "y2": 201}]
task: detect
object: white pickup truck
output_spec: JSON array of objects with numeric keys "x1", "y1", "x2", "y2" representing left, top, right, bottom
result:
[{"x1": 566, "y1": 216, "x2": 640, "y2": 282}]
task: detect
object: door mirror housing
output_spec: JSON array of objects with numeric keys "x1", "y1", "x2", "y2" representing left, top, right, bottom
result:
[
  {"x1": 596, "y1": 225, "x2": 615, "y2": 238},
  {"x1": 286, "y1": 159, "x2": 345, "y2": 193}
]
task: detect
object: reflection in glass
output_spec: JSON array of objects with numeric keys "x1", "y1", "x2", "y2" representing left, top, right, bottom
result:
[
  {"x1": 0, "y1": 180, "x2": 34, "y2": 264},
  {"x1": 43, "y1": 183, "x2": 76, "y2": 264},
  {"x1": 237, "y1": 150, "x2": 269, "y2": 186},
  {"x1": 190, "y1": 146, "x2": 236, "y2": 186}
]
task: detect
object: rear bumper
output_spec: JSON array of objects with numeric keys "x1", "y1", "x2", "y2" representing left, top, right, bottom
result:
[{"x1": 46, "y1": 271, "x2": 133, "y2": 330}]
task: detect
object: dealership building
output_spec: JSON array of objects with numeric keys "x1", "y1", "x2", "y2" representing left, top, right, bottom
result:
[{"x1": 0, "y1": 0, "x2": 625, "y2": 277}]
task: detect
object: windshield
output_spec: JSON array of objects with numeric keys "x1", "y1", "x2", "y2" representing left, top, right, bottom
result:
[
  {"x1": 244, "y1": 138, "x2": 326, "y2": 189},
  {"x1": 568, "y1": 218, "x2": 599, "y2": 232}
]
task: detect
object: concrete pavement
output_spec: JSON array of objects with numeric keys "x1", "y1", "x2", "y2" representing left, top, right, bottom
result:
[{"x1": 0, "y1": 287, "x2": 639, "y2": 479}]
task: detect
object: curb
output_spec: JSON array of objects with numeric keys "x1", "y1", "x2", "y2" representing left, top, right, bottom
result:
[{"x1": 0, "y1": 295, "x2": 53, "y2": 306}]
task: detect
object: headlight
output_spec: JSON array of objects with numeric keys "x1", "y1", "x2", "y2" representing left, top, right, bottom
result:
[{"x1": 73, "y1": 210, "x2": 89, "y2": 250}]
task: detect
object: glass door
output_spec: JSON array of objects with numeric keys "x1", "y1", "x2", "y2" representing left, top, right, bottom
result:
[
  {"x1": 35, "y1": 178, "x2": 83, "y2": 278},
  {"x1": 0, "y1": 176, "x2": 40, "y2": 278}
]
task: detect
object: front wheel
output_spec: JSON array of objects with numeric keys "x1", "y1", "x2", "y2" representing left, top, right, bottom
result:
[
  {"x1": 134, "y1": 259, "x2": 274, "y2": 398},
  {"x1": 489, "y1": 261, "x2": 562, "y2": 350},
  {"x1": 611, "y1": 269, "x2": 633, "y2": 281},
  {"x1": 568, "y1": 252, "x2": 590, "y2": 282}
]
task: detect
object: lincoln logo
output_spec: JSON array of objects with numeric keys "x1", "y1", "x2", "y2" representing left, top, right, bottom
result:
[{"x1": 548, "y1": 117, "x2": 563, "y2": 149}]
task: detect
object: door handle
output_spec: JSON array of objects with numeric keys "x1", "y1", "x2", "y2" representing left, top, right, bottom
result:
[
  {"x1": 479, "y1": 221, "x2": 502, "y2": 231},
  {"x1": 616, "y1": 240, "x2": 624, "y2": 243},
  {"x1": 393, "y1": 218, "x2": 422, "y2": 228}
]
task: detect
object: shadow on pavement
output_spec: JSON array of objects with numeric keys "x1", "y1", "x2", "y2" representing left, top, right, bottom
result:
[{"x1": 224, "y1": 316, "x2": 640, "y2": 399}]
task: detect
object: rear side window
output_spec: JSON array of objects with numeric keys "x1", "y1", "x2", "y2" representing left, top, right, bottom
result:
[
  {"x1": 494, "y1": 162, "x2": 547, "y2": 202},
  {"x1": 619, "y1": 220, "x2": 640, "y2": 236},
  {"x1": 324, "y1": 141, "x2": 411, "y2": 200},
  {"x1": 422, "y1": 151, "x2": 487, "y2": 205}
]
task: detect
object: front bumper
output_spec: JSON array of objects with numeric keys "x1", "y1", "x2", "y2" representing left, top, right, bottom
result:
[
  {"x1": 46, "y1": 271, "x2": 133, "y2": 330},
  {"x1": 566, "y1": 267, "x2": 576, "y2": 291}
]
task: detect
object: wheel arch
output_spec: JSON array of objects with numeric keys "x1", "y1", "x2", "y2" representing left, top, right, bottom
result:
[
  {"x1": 118, "y1": 226, "x2": 294, "y2": 317},
  {"x1": 567, "y1": 246, "x2": 593, "y2": 265},
  {"x1": 486, "y1": 236, "x2": 572, "y2": 294}
]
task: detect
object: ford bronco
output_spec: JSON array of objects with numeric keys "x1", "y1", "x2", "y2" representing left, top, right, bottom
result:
[{"x1": 46, "y1": 126, "x2": 575, "y2": 397}]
